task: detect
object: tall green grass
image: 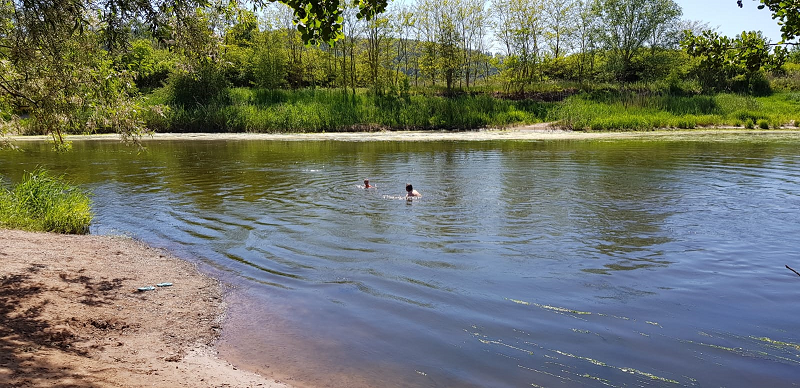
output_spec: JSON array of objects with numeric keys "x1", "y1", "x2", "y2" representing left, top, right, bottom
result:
[
  {"x1": 0, "y1": 169, "x2": 92, "y2": 234},
  {"x1": 554, "y1": 92, "x2": 800, "y2": 131},
  {"x1": 143, "y1": 87, "x2": 554, "y2": 132},
  {"x1": 140, "y1": 84, "x2": 800, "y2": 132}
]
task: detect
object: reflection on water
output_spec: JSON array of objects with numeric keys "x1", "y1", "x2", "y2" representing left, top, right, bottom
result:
[{"x1": 2, "y1": 138, "x2": 800, "y2": 387}]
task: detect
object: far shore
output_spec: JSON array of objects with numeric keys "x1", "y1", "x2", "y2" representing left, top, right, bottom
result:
[{"x1": 6, "y1": 126, "x2": 800, "y2": 143}]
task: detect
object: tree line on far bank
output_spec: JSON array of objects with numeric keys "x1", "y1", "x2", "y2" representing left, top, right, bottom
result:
[{"x1": 0, "y1": 0, "x2": 799, "y2": 142}]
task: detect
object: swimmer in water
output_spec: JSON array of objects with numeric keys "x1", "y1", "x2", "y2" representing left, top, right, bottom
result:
[
  {"x1": 364, "y1": 179, "x2": 373, "y2": 188},
  {"x1": 405, "y1": 183, "x2": 421, "y2": 197}
]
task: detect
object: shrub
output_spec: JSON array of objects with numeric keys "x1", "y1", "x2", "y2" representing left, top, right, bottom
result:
[
  {"x1": 675, "y1": 117, "x2": 696, "y2": 129},
  {"x1": 734, "y1": 110, "x2": 766, "y2": 123},
  {"x1": 166, "y1": 64, "x2": 230, "y2": 108},
  {"x1": 0, "y1": 169, "x2": 92, "y2": 234},
  {"x1": 770, "y1": 63, "x2": 800, "y2": 92},
  {"x1": 757, "y1": 119, "x2": 770, "y2": 129}
]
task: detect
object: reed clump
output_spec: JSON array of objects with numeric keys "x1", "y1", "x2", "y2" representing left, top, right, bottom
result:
[{"x1": 0, "y1": 169, "x2": 92, "y2": 234}]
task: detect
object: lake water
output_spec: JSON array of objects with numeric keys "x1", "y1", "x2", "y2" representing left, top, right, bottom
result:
[{"x1": 2, "y1": 137, "x2": 800, "y2": 387}]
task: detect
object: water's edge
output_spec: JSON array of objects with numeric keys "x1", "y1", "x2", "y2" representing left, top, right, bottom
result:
[{"x1": 7, "y1": 128, "x2": 800, "y2": 143}]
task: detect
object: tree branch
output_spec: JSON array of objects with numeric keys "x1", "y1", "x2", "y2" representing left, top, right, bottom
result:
[
  {"x1": 786, "y1": 265, "x2": 800, "y2": 277},
  {"x1": 0, "y1": 73, "x2": 37, "y2": 107}
]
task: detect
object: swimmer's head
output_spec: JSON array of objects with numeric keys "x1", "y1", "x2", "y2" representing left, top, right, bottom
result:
[
  {"x1": 364, "y1": 179, "x2": 370, "y2": 185},
  {"x1": 406, "y1": 184, "x2": 413, "y2": 192}
]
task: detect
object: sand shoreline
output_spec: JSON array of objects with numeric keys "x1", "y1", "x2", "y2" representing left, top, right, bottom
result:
[
  {"x1": 0, "y1": 228, "x2": 288, "y2": 388},
  {"x1": 6, "y1": 127, "x2": 800, "y2": 143}
]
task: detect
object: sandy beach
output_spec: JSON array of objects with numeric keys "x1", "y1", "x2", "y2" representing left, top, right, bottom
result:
[
  {"x1": 0, "y1": 229, "x2": 288, "y2": 388},
  {"x1": 6, "y1": 127, "x2": 800, "y2": 143}
]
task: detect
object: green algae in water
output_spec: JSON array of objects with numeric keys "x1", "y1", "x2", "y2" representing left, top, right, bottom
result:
[
  {"x1": 751, "y1": 336, "x2": 800, "y2": 351},
  {"x1": 550, "y1": 349, "x2": 681, "y2": 384}
]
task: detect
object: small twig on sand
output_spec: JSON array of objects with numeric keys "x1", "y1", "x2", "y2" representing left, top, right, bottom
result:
[{"x1": 786, "y1": 265, "x2": 800, "y2": 277}]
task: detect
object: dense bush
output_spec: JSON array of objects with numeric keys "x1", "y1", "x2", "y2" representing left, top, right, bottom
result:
[{"x1": 166, "y1": 64, "x2": 231, "y2": 108}]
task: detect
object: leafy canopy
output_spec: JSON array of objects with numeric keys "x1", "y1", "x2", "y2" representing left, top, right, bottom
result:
[
  {"x1": 737, "y1": 0, "x2": 800, "y2": 42},
  {"x1": 256, "y1": 0, "x2": 389, "y2": 45},
  {"x1": 681, "y1": 29, "x2": 787, "y2": 94}
]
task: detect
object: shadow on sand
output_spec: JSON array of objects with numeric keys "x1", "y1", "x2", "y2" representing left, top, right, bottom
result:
[{"x1": 0, "y1": 264, "x2": 127, "y2": 387}]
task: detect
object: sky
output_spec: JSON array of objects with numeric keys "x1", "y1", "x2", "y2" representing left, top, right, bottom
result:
[{"x1": 674, "y1": 0, "x2": 787, "y2": 42}]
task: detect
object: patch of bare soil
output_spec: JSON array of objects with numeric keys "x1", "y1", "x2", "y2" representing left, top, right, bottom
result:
[{"x1": 0, "y1": 229, "x2": 288, "y2": 388}]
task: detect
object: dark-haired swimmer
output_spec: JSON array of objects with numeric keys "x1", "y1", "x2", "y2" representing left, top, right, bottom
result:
[
  {"x1": 364, "y1": 179, "x2": 374, "y2": 188},
  {"x1": 405, "y1": 183, "x2": 421, "y2": 198}
]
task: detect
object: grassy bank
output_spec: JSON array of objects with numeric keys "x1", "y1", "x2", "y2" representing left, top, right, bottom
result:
[
  {"x1": 143, "y1": 87, "x2": 553, "y2": 133},
  {"x1": 134, "y1": 84, "x2": 800, "y2": 133},
  {"x1": 553, "y1": 92, "x2": 800, "y2": 131},
  {"x1": 0, "y1": 169, "x2": 92, "y2": 234}
]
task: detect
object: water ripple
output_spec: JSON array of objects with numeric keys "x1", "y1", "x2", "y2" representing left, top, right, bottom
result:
[{"x1": 4, "y1": 138, "x2": 800, "y2": 387}]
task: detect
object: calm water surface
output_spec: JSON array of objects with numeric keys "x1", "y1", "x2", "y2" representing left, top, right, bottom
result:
[{"x1": 2, "y1": 138, "x2": 799, "y2": 387}]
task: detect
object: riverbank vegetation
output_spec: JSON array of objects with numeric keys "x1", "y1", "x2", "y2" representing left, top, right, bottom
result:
[
  {"x1": 0, "y1": 0, "x2": 798, "y2": 139},
  {"x1": 0, "y1": 170, "x2": 93, "y2": 234}
]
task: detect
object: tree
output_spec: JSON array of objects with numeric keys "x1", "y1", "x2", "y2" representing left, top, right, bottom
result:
[
  {"x1": 682, "y1": 29, "x2": 788, "y2": 94},
  {"x1": 119, "y1": 39, "x2": 176, "y2": 90},
  {"x1": 738, "y1": 0, "x2": 800, "y2": 42},
  {"x1": 409, "y1": 0, "x2": 464, "y2": 92},
  {"x1": 543, "y1": 0, "x2": 578, "y2": 59},
  {"x1": 253, "y1": 0, "x2": 388, "y2": 45},
  {"x1": 388, "y1": 4, "x2": 416, "y2": 88},
  {"x1": 437, "y1": 14, "x2": 462, "y2": 92},
  {"x1": 337, "y1": 2, "x2": 363, "y2": 92},
  {"x1": 452, "y1": 0, "x2": 490, "y2": 89},
  {"x1": 593, "y1": 0, "x2": 682, "y2": 81},
  {"x1": 251, "y1": 30, "x2": 289, "y2": 89},
  {"x1": 0, "y1": 0, "x2": 391, "y2": 145},
  {"x1": 0, "y1": 1, "x2": 160, "y2": 147},
  {"x1": 362, "y1": 11, "x2": 392, "y2": 93},
  {"x1": 493, "y1": 0, "x2": 546, "y2": 91},
  {"x1": 0, "y1": 0, "x2": 258, "y2": 145},
  {"x1": 415, "y1": 0, "x2": 442, "y2": 87},
  {"x1": 573, "y1": 0, "x2": 599, "y2": 83},
  {"x1": 221, "y1": 8, "x2": 260, "y2": 87}
]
